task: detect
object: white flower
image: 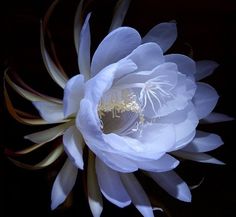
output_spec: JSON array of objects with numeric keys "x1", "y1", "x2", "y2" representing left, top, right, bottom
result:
[{"x1": 4, "y1": 1, "x2": 233, "y2": 217}]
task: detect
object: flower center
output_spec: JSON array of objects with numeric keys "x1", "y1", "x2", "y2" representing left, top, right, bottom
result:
[{"x1": 98, "y1": 89, "x2": 144, "y2": 135}]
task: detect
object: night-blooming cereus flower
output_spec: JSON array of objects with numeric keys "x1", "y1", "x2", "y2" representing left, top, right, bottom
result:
[{"x1": 4, "y1": 1, "x2": 233, "y2": 217}]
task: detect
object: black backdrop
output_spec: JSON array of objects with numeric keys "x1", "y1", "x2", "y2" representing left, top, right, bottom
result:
[{"x1": 1, "y1": 0, "x2": 236, "y2": 216}]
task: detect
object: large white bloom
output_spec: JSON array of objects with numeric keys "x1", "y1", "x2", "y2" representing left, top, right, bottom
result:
[{"x1": 5, "y1": 1, "x2": 232, "y2": 217}]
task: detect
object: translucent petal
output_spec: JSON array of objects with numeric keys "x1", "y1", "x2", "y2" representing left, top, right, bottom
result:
[
  {"x1": 78, "y1": 13, "x2": 91, "y2": 80},
  {"x1": 120, "y1": 173, "x2": 154, "y2": 217},
  {"x1": 182, "y1": 130, "x2": 223, "y2": 152},
  {"x1": 172, "y1": 151, "x2": 225, "y2": 165},
  {"x1": 109, "y1": 0, "x2": 131, "y2": 32},
  {"x1": 63, "y1": 74, "x2": 85, "y2": 117},
  {"x1": 63, "y1": 126, "x2": 84, "y2": 169},
  {"x1": 137, "y1": 154, "x2": 179, "y2": 172},
  {"x1": 149, "y1": 170, "x2": 191, "y2": 202},
  {"x1": 33, "y1": 101, "x2": 65, "y2": 123},
  {"x1": 201, "y1": 112, "x2": 234, "y2": 123},
  {"x1": 87, "y1": 153, "x2": 103, "y2": 217},
  {"x1": 96, "y1": 158, "x2": 131, "y2": 207},
  {"x1": 193, "y1": 82, "x2": 219, "y2": 119},
  {"x1": 142, "y1": 22, "x2": 177, "y2": 52},
  {"x1": 91, "y1": 27, "x2": 141, "y2": 76},
  {"x1": 165, "y1": 54, "x2": 196, "y2": 77},
  {"x1": 195, "y1": 60, "x2": 219, "y2": 81},
  {"x1": 51, "y1": 159, "x2": 78, "y2": 209}
]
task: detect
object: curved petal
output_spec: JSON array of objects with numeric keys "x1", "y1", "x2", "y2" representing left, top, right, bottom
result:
[
  {"x1": 142, "y1": 22, "x2": 177, "y2": 52},
  {"x1": 158, "y1": 103, "x2": 199, "y2": 149},
  {"x1": 182, "y1": 130, "x2": 223, "y2": 152},
  {"x1": 91, "y1": 27, "x2": 141, "y2": 76},
  {"x1": 78, "y1": 13, "x2": 91, "y2": 80},
  {"x1": 195, "y1": 60, "x2": 219, "y2": 81},
  {"x1": 125, "y1": 42, "x2": 164, "y2": 71},
  {"x1": 63, "y1": 74, "x2": 85, "y2": 117},
  {"x1": 137, "y1": 154, "x2": 179, "y2": 172},
  {"x1": 201, "y1": 112, "x2": 234, "y2": 123},
  {"x1": 87, "y1": 153, "x2": 103, "y2": 217},
  {"x1": 193, "y1": 82, "x2": 219, "y2": 119},
  {"x1": 172, "y1": 151, "x2": 225, "y2": 165},
  {"x1": 109, "y1": 0, "x2": 131, "y2": 32},
  {"x1": 63, "y1": 126, "x2": 84, "y2": 169},
  {"x1": 165, "y1": 54, "x2": 196, "y2": 77},
  {"x1": 149, "y1": 170, "x2": 191, "y2": 202},
  {"x1": 95, "y1": 158, "x2": 131, "y2": 207},
  {"x1": 51, "y1": 159, "x2": 78, "y2": 210},
  {"x1": 33, "y1": 101, "x2": 65, "y2": 123},
  {"x1": 120, "y1": 173, "x2": 154, "y2": 217}
]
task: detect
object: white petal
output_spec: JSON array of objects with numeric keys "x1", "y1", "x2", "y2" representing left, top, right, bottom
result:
[
  {"x1": 24, "y1": 121, "x2": 72, "y2": 144},
  {"x1": 33, "y1": 101, "x2": 64, "y2": 123},
  {"x1": 193, "y1": 82, "x2": 219, "y2": 119},
  {"x1": 182, "y1": 130, "x2": 223, "y2": 152},
  {"x1": 120, "y1": 173, "x2": 154, "y2": 217},
  {"x1": 149, "y1": 170, "x2": 191, "y2": 202},
  {"x1": 142, "y1": 22, "x2": 177, "y2": 52},
  {"x1": 201, "y1": 112, "x2": 234, "y2": 123},
  {"x1": 78, "y1": 13, "x2": 91, "y2": 80},
  {"x1": 87, "y1": 153, "x2": 103, "y2": 217},
  {"x1": 172, "y1": 151, "x2": 225, "y2": 165},
  {"x1": 195, "y1": 60, "x2": 219, "y2": 81},
  {"x1": 85, "y1": 59, "x2": 137, "y2": 106},
  {"x1": 63, "y1": 126, "x2": 84, "y2": 169},
  {"x1": 91, "y1": 27, "x2": 141, "y2": 76},
  {"x1": 159, "y1": 103, "x2": 199, "y2": 149},
  {"x1": 137, "y1": 154, "x2": 179, "y2": 172},
  {"x1": 63, "y1": 74, "x2": 85, "y2": 117},
  {"x1": 51, "y1": 159, "x2": 78, "y2": 209},
  {"x1": 125, "y1": 42, "x2": 164, "y2": 71},
  {"x1": 95, "y1": 158, "x2": 131, "y2": 207},
  {"x1": 165, "y1": 54, "x2": 196, "y2": 77},
  {"x1": 109, "y1": 0, "x2": 131, "y2": 32}
]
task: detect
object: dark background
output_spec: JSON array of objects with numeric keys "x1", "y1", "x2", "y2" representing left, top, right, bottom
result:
[{"x1": 1, "y1": 0, "x2": 236, "y2": 216}]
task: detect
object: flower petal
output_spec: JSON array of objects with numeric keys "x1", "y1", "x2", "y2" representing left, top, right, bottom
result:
[
  {"x1": 148, "y1": 170, "x2": 191, "y2": 202},
  {"x1": 33, "y1": 101, "x2": 65, "y2": 123},
  {"x1": 87, "y1": 152, "x2": 103, "y2": 217},
  {"x1": 51, "y1": 159, "x2": 78, "y2": 210},
  {"x1": 201, "y1": 112, "x2": 234, "y2": 123},
  {"x1": 137, "y1": 154, "x2": 179, "y2": 172},
  {"x1": 63, "y1": 126, "x2": 84, "y2": 169},
  {"x1": 78, "y1": 13, "x2": 91, "y2": 80},
  {"x1": 120, "y1": 173, "x2": 154, "y2": 217},
  {"x1": 165, "y1": 54, "x2": 196, "y2": 77},
  {"x1": 95, "y1": 158, "x2": 131, "y2": 208},
  {"x1": 63, "y1": 74, "x2": 85, "y2": 117},
  {"x1": 40, "y1": 23, "x2": 68, "y2": 89},
  {"x1": 159, "y1": 103, "x2": 199, "y2": 149},
  {"x1": 172, "y1": 151, "x2": 225, "y2": 165},
  {"x1": 195, "y1": 60, "x2": 219, "y2": 81},
  {"x1": 91, "y1": 27, "x2": 141, "y2": 76},
  {"x1": 109, "y1": 0, "x2": 131, "y2": 32},
  {"x1": 142, "y1": 22, "x2": 177, "y2": 52},
  {"x1": 193, "y1": 82, "x2": 219, "y2": 119},
  {"x1": 182, "y1": 130, "x2": 223, "y2": 152}
]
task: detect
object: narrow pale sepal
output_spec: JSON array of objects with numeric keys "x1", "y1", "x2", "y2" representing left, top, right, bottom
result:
[
  {"x1": 182, "y1": 130, "x2": 223, "y2": 152},
  {"x1": 51, "y1": 159, "x2": 78, "y2": 210},
  {"x1": 172, "y1": 151, "x2": 225, "y2": 165},
  {"x1": 148, "y1": 170, "x2": 191, "y2": 202},
  {"x1": 201, "y1": 112, "x2": 234, "y2": 123},
  {"x1": 87, "y1": 152, "x2": 103, "y2": 217},
  {"x1": 95, "y1": 158, "x2": 131, "y2": 208},
  {"x1": 109, "y1": 0, "x2": 131, "y2": 32},
  {"x1": 120, "y1": 173, "x2": 154, "y2": 217},
  {"x1": 63, "y1": 126, "x2": 84, "y2": 169}
]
